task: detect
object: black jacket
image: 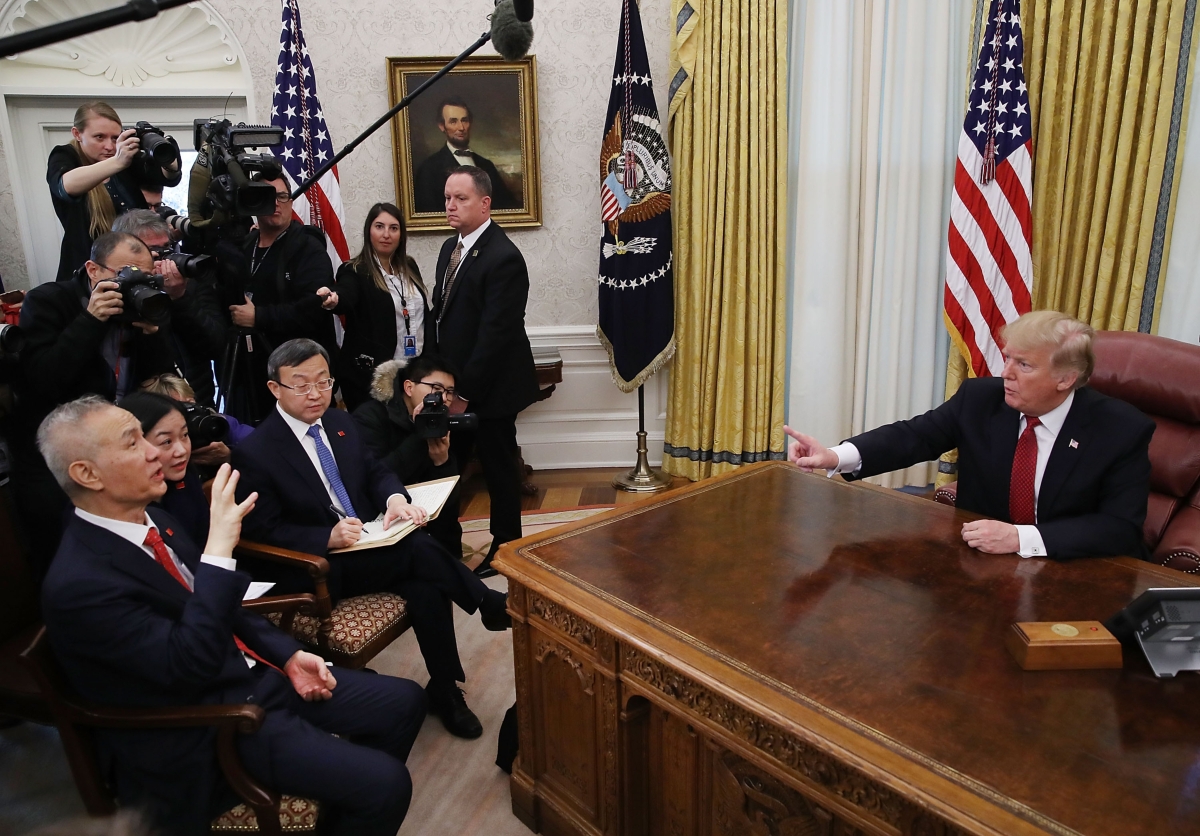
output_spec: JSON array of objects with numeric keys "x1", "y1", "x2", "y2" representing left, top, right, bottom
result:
[
  {"x1": 352, "y1": 359, "x2": 457, "y2": 486},
  {"x1": 239, "y1": 223, "x2": 336, "y2": 354},
  {"x1": 332, "y1": 259, "x2": 429, "y2": 410},
  {"x1": 41, "y1": 508, "x2": 304, "y2": 831},
  {"x1": 14, "y1": 270, "x2": 176, "y2": 438},
  {"x1": 46, "y1": 144, "x2": 147, "y2": 284},
  {"x1": 429, "y1": 221, "x2": 539, "y2": 417},
  {"x1": 413, "y1": 145, "x2": 518, "y2": 213},
  {"x1": 845, "y1": 377, "x2": 1155, "y2": 560}
]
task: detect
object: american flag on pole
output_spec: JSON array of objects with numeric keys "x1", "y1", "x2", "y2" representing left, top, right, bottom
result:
[
  {"x1": 270, "y1": 0, "x2": 349, "y2": 269},
  {"x1": 944, "y1": 0, "x2": 1033, "y2": 377}
]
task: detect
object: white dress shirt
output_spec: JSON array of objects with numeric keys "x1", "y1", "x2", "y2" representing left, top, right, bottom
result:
[
  {"x1": 455, "y1": 216, "x2": 491, "y2": 254},
  {"x1": 448, "y1": 142, "x2": 475, "y2": 167},
  {"x1": 276, "y1": 404, "x2": 403, "y2": 518},
  {"x1": 826, "y1": 390, "x2": 1077, "y2": 559},
  {"x1": 376, "y1": 258, "x2": 426, "y2": 360}
]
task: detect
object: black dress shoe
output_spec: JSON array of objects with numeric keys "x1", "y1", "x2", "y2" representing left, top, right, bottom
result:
[
  {"x1": 480, "y1": 589, "x2": 511, "y2": 631},
  {"x1": 427, "y1": 681, "x2": 483, "y2": 739},
  {"x1": 473, "y1": 553, "x2": 498, "y2": 579}
]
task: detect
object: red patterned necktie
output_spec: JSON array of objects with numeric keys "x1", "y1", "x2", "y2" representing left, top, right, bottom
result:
[
  {"x1": 143, "y1": 528, "x2": 282, "y2": 673},
  {"x1": 1009, "y1": 416, "x2": 1042, "y2": 525}
]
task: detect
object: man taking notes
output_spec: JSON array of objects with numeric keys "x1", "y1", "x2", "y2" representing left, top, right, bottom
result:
[
  {"x1": 785, "y1": 311, "x2": 1154, "y2": 560},
  {"x1": 39, "y1": 396, "x2": 425, "y2": 835},
  {"x1": 232, "y1": 338, "x2": 510, "y2": 739}
]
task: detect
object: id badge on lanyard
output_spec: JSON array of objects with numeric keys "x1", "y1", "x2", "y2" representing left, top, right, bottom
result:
[{"x1": 403, "y1": 334, "x2": 417, "y2": 357}]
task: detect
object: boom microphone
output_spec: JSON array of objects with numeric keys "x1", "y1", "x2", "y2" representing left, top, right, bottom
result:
[{"x1": 492, "y1": 0, "x2": 534, "y2": 61}]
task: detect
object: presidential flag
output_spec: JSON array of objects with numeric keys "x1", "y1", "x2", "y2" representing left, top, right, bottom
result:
[
  {"x1": 597, "y1": 0, "x2": 675, "y2": 393},
  {"x1": 270, "y1": 0, "x2": 350, "y2": 269},
  {"x1": 944, "y1": 0, "x2": 1034, "y2": 377}
]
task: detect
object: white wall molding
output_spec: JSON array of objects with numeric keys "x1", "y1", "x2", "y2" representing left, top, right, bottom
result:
[{"x1": 517, "y1": 324, "x2": 670, "y2": 470}]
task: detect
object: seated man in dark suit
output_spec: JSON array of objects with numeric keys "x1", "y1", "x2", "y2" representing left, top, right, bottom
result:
[
  {"x1": 232, "y1": 338, "x2": 509, "y2": 739},
  {"x1": 38, "y1": 396, "x2": 426, "y2": 836},
  {"x1": 785, "y1": 311, "x2": 1154, "y2": 561}
]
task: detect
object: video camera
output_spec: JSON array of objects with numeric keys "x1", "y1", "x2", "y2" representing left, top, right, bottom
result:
[
  {"x1": 0, "y1": 323, "x2": 23, "y2": 361},
  {"x1": 414, "y1": 391, "x2": 478, "y2": 439},
  {"x1": 181, "y1": 402, "x2": 229, "y2": 448},
  {"x1": 184, "y1": 119, "x2": 285, "y2": 235},
  {"x1": 109, "y1": 266, "x2": 170, "y2": 326}
]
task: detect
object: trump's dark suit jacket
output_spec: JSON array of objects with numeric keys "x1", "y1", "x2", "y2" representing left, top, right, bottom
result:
[
  {"x1": 844, "y1": 377, "x2": 1154, "y2": 560},
  {"x1": 430, "y1": 221, "x2": 539, "y2": 417},
  {"x1": 41, "y1": 508, "x2": 304, "y2": 826},
  {"x1": 232, "y1": 406, "x2": 409, "y2": 559}
]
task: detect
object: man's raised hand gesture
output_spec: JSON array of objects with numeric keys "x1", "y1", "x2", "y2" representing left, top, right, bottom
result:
[{"x1": 783, "y1": 426, "x2": 840, "y2": 472}]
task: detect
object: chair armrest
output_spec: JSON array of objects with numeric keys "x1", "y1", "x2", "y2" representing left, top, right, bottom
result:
[
  {"x1": 57, "y1": 701, "x2": 266, "y2": 734},
  {"x1": 241, "y1": 593, "x2": 316, "y2": 615},
  {"x1": 934, "y1": 481, "x2": 958, "y2": 507},
  {"x1": 235, "y1": 540, "x2": 330, "y2": 579}
]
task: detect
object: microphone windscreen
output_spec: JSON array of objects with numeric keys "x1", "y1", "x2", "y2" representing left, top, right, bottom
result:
[
  {"x1": 491, "y1": 0, "x2": 534, "y2": 61},
  {"x1": 512, "y1": 0, "x2": 534, "y2": 22}
]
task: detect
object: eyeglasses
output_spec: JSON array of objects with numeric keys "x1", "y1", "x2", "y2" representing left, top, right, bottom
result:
[
  {"x1": 417, "y1": 380, "x2": 457, "y2": 401},
  {"x1": 278, "y1": 377, "x2": 335, "y2": 396},
  {"x1": 275, "y1": 192, "x2": 292, "y2": 204}
]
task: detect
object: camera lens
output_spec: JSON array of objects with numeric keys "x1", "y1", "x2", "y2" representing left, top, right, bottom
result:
[
  {"x1": 0, "y1": 323, "x2": 24, "y2": 356},
  {"x1": 185, "y1": 405, "x2": 229, "y2": 447},
  {"x1": 140, "y1": 131, "x2": 178, "y2": 167},
  {"x1": 126, "y1": 281, "x2": 171, "y2": 323}
]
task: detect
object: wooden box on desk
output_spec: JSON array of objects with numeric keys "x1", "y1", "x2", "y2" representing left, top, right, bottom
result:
[{"x1": 1006, "y1": 621, "x2": 1124, "y2": 670}]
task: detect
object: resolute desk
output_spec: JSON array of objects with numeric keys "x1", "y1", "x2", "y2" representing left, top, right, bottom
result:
[{"x1": 495, "y1": 461, "x2": 1200, "y2": 836}]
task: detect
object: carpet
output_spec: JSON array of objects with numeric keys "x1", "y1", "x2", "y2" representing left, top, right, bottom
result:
[{"x1": 459, "y1": 507, "x2": 613, "y2": 566}]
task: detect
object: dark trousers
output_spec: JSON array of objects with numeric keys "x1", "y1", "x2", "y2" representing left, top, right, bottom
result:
[
  {"x1": 455, "y1": 414, "x2": 523, "y2": 555},
  {"x1": 234, "y1": 667, "x2": 426, "y2": 836},
  {"x1": 260, "y1": 530, "x2": 487, "y2": 683}
]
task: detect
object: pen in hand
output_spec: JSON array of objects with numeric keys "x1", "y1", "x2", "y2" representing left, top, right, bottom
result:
[{"x1": 330, "y1": 505, "x2": 347, "y2": 520}]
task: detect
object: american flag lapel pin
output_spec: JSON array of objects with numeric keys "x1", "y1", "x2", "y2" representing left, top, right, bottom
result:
[{"x1": 1069, "y1": 439, "x2": 1079, "y2": 449}]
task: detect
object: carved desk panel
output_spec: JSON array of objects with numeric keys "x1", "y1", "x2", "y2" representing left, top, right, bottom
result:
[{"x1": 496, "y1": 462, "x2": 1200, "y2": 836}]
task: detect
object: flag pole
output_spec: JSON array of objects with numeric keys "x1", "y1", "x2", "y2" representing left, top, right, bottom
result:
[{"x1": 612, "y1": 385, "x2": 671, "y2": 493}]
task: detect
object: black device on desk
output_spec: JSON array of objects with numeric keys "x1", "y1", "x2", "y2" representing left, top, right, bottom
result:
[{"x1": 1106, "y1": 588, "x2": 1200, "y2": 677}]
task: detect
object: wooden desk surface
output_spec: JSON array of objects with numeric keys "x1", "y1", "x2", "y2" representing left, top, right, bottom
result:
[{"x1": 498, "y1": 461, "x2": 1200, "y2": 836}]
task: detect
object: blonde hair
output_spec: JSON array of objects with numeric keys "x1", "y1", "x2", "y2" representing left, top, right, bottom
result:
[
  {"x1": 1001, "y1": 310, "x2": 1095, "y2": 389},
  {"x1": 71, "y1": 101, "x2": 122, "y2": 240},
  {"x1": 139, "y1": 373, "x2": 195, "y2": 401}
]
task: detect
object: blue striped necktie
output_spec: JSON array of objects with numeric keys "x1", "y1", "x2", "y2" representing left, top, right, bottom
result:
[{"x1": 306, "y1": 424, "x2": 357, "y2": 518}]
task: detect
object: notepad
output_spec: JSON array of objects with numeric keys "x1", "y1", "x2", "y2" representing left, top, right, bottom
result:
[{"x1": 330, "y1": 476, "x2": 459, "y2": 553}]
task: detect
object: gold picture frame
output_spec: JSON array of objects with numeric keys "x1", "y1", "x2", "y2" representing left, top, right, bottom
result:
[{"x1": 386, "y1": 54, "x2": 541, "y2": 232}]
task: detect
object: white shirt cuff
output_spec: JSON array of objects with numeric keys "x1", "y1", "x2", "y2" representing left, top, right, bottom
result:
[
  {"x1": 826, "y1": 443, "x2": 863, "y2": 478},
  {"x1": 1015, "y1": 525, "x2": 1047, "y2": 558},
  {"x1": 200, "y1": 554, "x2": 237, "y2": 572},
  {"x1": 386, "y1": 492, "x2": 407, "y2": 507}
]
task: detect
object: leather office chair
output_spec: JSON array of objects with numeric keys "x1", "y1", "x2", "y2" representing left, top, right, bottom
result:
[
  {"x1": 934, "y1": 331, "x2": 1200, "y2": 569},
  {"x1": 235, "y1": 541, "x2": 412, "y2": 669},
  {"x1": 21, "y1": 627, "x2": 320, "y2": 834}
]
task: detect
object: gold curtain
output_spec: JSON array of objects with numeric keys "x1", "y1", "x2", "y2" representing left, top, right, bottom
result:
[
  {"x1": 661, "y1": 0, "x2": 788, "y2": 481},
  {"x1": 937, "y1": 0, "x2": 1197, "y2": 487}
]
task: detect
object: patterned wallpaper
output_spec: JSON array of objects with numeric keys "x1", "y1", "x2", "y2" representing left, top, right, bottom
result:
[{"x1": 0, "y1": 0, "x2": 672, "y2": 329}]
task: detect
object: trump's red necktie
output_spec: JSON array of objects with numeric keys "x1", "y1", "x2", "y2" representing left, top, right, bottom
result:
[
  {"x1": 1009, "y1": 416, "x2": 1041, "y2": 525},
  {"x1": 143, "y1": 528, "x2": 282, "y2": 673}
]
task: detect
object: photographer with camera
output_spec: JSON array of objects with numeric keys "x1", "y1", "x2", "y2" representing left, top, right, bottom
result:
[
  {"x1": 47, "y1": 102, "x2": 180, "y2": 284},
  {"x1": 139, "y1": 373, "x2": 253, "y2": 469},
  {"x1": 113, "y1": 209, "x2": 226, "y2": 405},
  {"x1": 10, "y1": 231, "x2": 178, "y2": 577},
  {"x1": 353, "y1": 354, "x2": 472, "y2": 558},
  {"x1": 218, "y1": 175, "x2": 335, "y2": 423}
]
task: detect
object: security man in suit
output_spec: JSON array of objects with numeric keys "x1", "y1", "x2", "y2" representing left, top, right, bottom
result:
[
  {"x1": 430, "y1": 166, "x2": 540, "y2": 578},
  {"x1": 231, "y1": 338, "x2": 510, "y2": 739},
  {"x1": 785, "y1": 311, "x2": 1154, "y2": 561},
  {"x1": 413, "y1": 98, "x2": 518, "y2": 213},
  {"x1": 38, "y1": 396, "x2": 426, "y2": 835}
]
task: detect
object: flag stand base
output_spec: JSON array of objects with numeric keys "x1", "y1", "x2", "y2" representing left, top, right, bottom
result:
[{"x1": 613, "y1": 386, "x2": 671, "y2": 493}]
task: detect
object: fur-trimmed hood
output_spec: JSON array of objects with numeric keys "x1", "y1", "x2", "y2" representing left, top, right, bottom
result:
[{"x1": 369, "y1": 359, "x2": 409, "y2": 403}]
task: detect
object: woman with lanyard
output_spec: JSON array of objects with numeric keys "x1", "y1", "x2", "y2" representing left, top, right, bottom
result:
[{"x1": 319, "y1": 202, "x2": 429, "y2": 410}]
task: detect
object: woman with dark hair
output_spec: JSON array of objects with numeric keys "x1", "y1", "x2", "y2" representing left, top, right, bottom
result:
[
  {"x1": 46, "y1": 101, "x2": 179, "y2": 283},
  {"x1": 119, "y1": 391, "x2": 210, "y2": 546},
  {"x1": 317, "y1": 203, "x2": 430, "y2": 410}
]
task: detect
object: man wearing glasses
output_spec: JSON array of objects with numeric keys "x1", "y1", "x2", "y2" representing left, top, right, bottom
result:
[
  {"x1": 225, "y1": 176, "x2": 335, "y2": 423},
  {"x1": 352, "y1": 353, "x2": 466, "y2": 558},
  {"x1": 233, "y1": 339, "x2": 510, "y2": 740},
  {"x1": 11, "y1": 231, "x2": 177, "y2": 577}
]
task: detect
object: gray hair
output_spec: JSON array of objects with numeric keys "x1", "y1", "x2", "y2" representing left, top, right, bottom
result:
[
  {"x1": 36, "y1": 396, "x2": 114, "y2": 493},
  {"x1": 447, "y1": 165, "x2": 492, "y2": 198},
  {"x1": 112, "y1": 208, "x2": 170, "y2": 242},
  {"x1": 267, "y1": 338, "x2": 331, "y2": 383}
]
